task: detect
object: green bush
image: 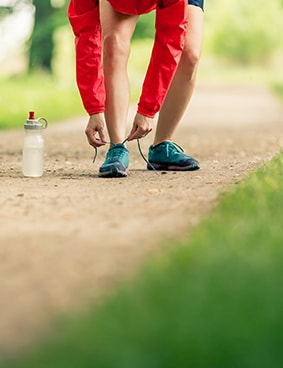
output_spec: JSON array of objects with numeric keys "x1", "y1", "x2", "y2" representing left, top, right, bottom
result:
[
  {"x1": 0, "y1": 36, "x2": 153, "y2": 130},
  {"x1": 133, "y1": 12, "x2": 155, "y2": 40},
  {"x1": 204, "y1": 0, "x2": 283, "y2": 64},
  {"x1": 0, "y1": 74, "x2": 83, "y2": 129}
]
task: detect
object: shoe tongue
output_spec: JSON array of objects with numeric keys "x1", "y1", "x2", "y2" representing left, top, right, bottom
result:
[
  {"x1": 110, "y1": 144, "x2": 125, "y2": 157},
  {"x1": 112, "y1": 143, "x2": 124, "y2": 149}
]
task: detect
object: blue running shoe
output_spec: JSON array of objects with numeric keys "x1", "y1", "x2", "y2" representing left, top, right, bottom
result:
[
  {"x1": 99, "y1": 144, "x2": 129, "y2": 178},
  {"x1": 147, "y1": 141, "x2": 200, "y2": 171}
]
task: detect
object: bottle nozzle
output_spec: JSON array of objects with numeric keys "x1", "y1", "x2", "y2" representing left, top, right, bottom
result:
[{"x1": 29, "y1": 111, "x2": 35, "y2": 120}]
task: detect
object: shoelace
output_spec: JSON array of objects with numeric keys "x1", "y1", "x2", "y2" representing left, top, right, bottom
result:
[
  {"x1": 106, "y1": 143, "x2": 128, "y2": 161},
  {"x1": 165, "y1": 142, "x2": 184, "y2": 157},
  {"x1": 93, "y1": 138, "x2": 159, "y2": 175},
  {"x1": 92, "y1": 138, "x2": 128, "y2": 163}
]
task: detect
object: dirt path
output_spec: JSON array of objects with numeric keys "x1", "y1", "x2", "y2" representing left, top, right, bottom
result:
[{"x1": 0, "y1": 83, "x2": 282, "y2": 353}]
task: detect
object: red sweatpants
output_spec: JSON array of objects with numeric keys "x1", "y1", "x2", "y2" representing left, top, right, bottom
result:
[{"x1": 68, "y1": 0, "x2": 187, "y2": 117}]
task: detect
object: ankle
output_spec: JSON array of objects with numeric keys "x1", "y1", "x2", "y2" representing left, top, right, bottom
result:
[
  {"x1": 153, "y1": 139, "x2": 172, "y2": 147},
  {"x1": 110, "y1": 139, "x2": 128, "y2": 147}
]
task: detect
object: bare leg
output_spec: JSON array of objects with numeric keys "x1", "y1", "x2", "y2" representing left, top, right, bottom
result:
[
  {"x1": 153, "y1": 5, "x2": 204, "y2": 146},
  {"x1": 100, "y1": 0, "x2": 138, "y2": 144}
]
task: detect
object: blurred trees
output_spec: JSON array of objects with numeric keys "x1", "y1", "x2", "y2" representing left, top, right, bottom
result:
[
  {"x1": 134, "y1": 0, "x2": 283, "y2": 65},
  {"x1": 133, "y1": 12, "x2": 155, "y2": 40},
  {"x1": 28, "y1": 0, "x2": 68, "y2": 73},
  {"x1": 204, "y1": 0, "x2": 283, "y2": 64},
  {"x1": 0, "y1": 0, "x2": 68, "y2": 73},
  {"x1": 1, "y1": 0, "x2": 283, "y2": 74},
  {"x1": 29, "y1": 0, "x2": 55, "y2": 72}
]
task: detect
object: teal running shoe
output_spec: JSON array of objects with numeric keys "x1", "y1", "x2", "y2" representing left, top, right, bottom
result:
[
  {"x1": 99, "y1": 144, "x2": 129, "y2": 178},
  {"x1": 147, "y1": 141, "x2": 200, "y2": 171}
]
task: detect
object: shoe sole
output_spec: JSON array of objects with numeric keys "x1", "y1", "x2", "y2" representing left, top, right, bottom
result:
[
  {"x1": 99, "y1": 167, "x2": 129, "y2": 178},
  {"x1": 147, "y1": 162, "x2": 200, "y2": 171}
]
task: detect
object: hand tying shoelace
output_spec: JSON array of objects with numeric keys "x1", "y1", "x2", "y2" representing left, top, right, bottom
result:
[{"x1": 92, "y1": 137, "x2": 159, "y2": 175}]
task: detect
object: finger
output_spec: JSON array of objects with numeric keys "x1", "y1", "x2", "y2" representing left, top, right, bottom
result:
[
  {"x1": 128, "y1": 127, "x2": 152, "y2": 141},
  {"x1": 85, "y1": 130, "x2": 106, "y2": 148},
  {"x1": 127, "y1": 130, "x2": 140, "y2": 141},
  {"x1": 127, "y1": 124, "x2": 138, "y2": 141},
  {"x1": 127, "y1": 128, "x2": 138, "y2": 141},
  {"x1": 98, "y1": 129, "x2": 107, "y2": 144}
]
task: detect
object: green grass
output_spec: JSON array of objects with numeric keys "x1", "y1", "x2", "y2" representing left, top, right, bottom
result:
[
  {"x1": 0, "y1": 38, "x2": 154, "y2": 131},
  {"x1": 128, "y1": 39, "x2": 153, "y2": 100},
  {"x1": 1, "y1": 34, "x2": 282, "y2": 131},
  {"x1": 273, "y1": 83, "x2": 283, "y2": 101},
  {"x1": 0, "y1": 73, "x2": 84, "y2": 130},
  {"x1": 1, "y1": 152, "x2": 283, "y2": 367},
  {"x1": 0, "y1": 26, "x2": 84, "y2": 130}
]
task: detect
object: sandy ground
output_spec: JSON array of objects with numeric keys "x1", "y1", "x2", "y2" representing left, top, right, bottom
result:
[{"x1": 0, "y1": 83, "x2": 283, "y2": 353}]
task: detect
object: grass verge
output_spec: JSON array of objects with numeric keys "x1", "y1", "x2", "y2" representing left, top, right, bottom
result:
[
  {"x1": 0, "y1": 74, "x2": 84, "y2": 130},
  {"x1": 273, "y1": 83, "x2": 283, "y2": 101},
  {"x1": 0, "y1": 39, "x2": 153, "y2": 131},
  {"x1": 1, "y1": 151, "x2": 283, "y2": 367},
  {"x1": 1, "y1": 36, "x2": 281, "y2": 131}
]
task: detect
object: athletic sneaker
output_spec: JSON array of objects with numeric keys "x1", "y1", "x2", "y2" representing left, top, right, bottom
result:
[
  {"x1": 147, "y1": 141, "x2": 200, "y2": 171},
  {"x1": 99, "y1": 144, "x2": 129, "y2": 178}
]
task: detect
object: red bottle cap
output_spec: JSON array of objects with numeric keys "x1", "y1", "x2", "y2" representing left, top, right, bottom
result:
[{"x1": 29, "y1": 111, "x2": 35, "y2": 120}]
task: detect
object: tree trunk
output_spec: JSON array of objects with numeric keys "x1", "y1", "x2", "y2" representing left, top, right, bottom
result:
[{"x1": 29, "y1": 0, "x2": 55, "y2": 73}]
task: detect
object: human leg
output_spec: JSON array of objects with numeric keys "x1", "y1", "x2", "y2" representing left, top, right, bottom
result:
[
  {"x1": 128, "y1": 0, "x2": 188, "y2": 142},
  {"x1": 137, "y1": 0, "x2": 188, "y2": 119},
  {"x1": 147, "y1": 3, "x2": 203, "y2": 171},
  {"x1": 153, "y1": 4, "x2": 204, "y2": 146},
  {"x1": 98, "y1": 0, "x2": 138, "y2": 177},
  {"x1": 99, "y1": 0, "x2": 138, "y2": 144}
]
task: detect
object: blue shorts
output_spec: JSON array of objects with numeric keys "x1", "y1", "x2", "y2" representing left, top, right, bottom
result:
[{"x1": 188, "y1": 0, "x2": 204, "y2": 10}]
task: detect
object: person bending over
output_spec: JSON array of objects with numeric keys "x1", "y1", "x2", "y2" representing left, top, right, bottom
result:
[{"x1": 68, "y1": 0, "x2": 202, "y2": 177}]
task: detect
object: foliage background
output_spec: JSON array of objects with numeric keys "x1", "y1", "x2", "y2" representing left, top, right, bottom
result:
[
  {"x1": 0, "y1": 0, "x2": 283, "y2": 129},
  {"x1": 1, "y1": 0, "x2": 283, "y2": 73}
]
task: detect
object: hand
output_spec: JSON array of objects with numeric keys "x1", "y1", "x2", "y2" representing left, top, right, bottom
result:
[
  {"x1": 127, "y1": 112, "x2": 153, "y2": 141},
  {"x1": 85, "y1": 113, "x2": 107, "y2": 148}
]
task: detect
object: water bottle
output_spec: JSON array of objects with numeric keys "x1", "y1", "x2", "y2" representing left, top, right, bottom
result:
[{"x1": 22, "y1": 111, "x2": 48, "y2": 177}]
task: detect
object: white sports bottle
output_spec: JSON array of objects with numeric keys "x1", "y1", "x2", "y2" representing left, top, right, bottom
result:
[{"x1": 22, "y1": 111, "x2": 48, "y2": 177}]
